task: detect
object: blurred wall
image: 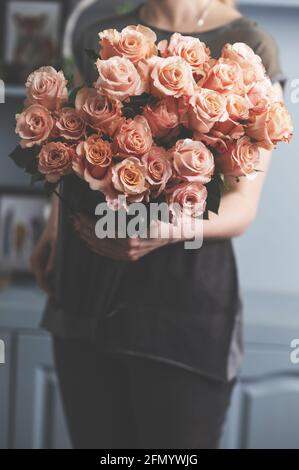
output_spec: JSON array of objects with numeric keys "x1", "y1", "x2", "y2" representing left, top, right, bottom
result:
[
  {"x1": 235, "y1": 4, "x2": 299, "y2": 296},
  {"x1": 0, "y1": 98, "x2": 29, "y2": 186}
]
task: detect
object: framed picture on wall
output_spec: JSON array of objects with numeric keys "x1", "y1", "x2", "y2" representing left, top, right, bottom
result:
[
  {"x1": 0, "y1": 187, "x2": 49, "y2": 276},
  {"x1": 0, "y1": 0, "x2": 68, "y2": 85}
]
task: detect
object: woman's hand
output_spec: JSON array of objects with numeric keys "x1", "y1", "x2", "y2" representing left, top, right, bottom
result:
[{"x1": 73, "y1": 213, "x2": 174, "y2": 262}]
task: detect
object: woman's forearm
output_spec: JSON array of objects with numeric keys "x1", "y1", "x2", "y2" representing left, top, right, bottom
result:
[
  {"x1": 202, "y1": 146, "x2": 273, "y2": 241},
  {"x1": 46, "y1": 191, "x2": 59, "y2": 234},
  {"x1": 202, "y1": 191, "x2": 256, "y2": 240}
]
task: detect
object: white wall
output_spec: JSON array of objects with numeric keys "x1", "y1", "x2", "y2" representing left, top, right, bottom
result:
[{"x1": 235, "y1": 4, "x2": 299, "y2": 295}]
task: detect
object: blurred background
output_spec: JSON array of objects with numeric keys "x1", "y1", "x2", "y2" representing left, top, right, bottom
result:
[{"x1": 0, "y1": 0, "x2": 298, "y2": 449}]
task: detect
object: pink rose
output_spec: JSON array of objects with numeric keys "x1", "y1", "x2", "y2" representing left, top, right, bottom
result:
[
  {"x1": 201, "y1": 58, "x2": 243, "y2": 95},
  {"x1": 216, "y1": 136, "x2": 260, "y2": 177},
  {"x1": 150, "y1": 56, "x2": 195, "y2": 98},
  {"x1": 75, "y1": 87, "x2": 123, "y2": 136},
  {"x1": 16, "y1": 104, "x2": 54, "y2": 148},
  {"x1": 246, "y1": 102, "x2": 293, "y2": 150},
  {"x1": 95, "y1": 56, "x2": 146, "y2": 101},
  {"x1": 158, "y1": 33, "x2": 210, "y2": 76},
  {"x1": 142, "y1": 145, "x2": 172, "y2": 197},
  {"x1": 170, "y1": 138, "x2": 214, "y2": 184},
  {"x1": 222, "y1": 42, "x2": 265, "y2": 87},
  {"x1": 178, "y1": 88, "x2": 228, "y2": 133},
  {"x1": 74, "y1": 134, "x2": 112, "y2": 191},
  {"x1": 110, "y1": 157, "x2": 148, "y2": 207},
  {"x1": 246, "y1": 78, "x2": 276, "y2": 114},
  {"x1": 195, "y1": 120, "x2": 245, "y2": 154},
  {"x1": 99, "y1": 25, "x2": 157, "y2": 63},
  {"x1": 167, "y1": 181, "x2": 207, "y2": 218},
  {"x1": 143, "y1": 97, "x2": 179, "y2": 139},
  {"x1": 226, "y1": 94, "x2": 250, "y2": 121},
  {"x1": 38, "y1": 142, "x2": 74, "y2": 183},
  {"x1": 113, "y1": 115, "x2": 153, "y2": 159},
  {"x1": 54, "y1": 107, "x2": 86, "y2": 141},
  {"x1": 25, "y1": 66, "x2": 68, "y2": 111}
]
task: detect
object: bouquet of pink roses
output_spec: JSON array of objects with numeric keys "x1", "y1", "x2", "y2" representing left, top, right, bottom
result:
[{"x1": 11, "y1": 24, "x2": 293, "y2": 220}]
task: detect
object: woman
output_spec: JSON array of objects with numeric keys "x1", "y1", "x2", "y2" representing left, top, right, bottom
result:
[{"x1": 31, "y1": 0, "x2": 284, "y2": 449}]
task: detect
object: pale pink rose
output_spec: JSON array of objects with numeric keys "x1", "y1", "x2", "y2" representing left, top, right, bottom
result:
[
  {"x1": 16, "y1": 104, "x2": 54, "y2": 148},
  {"x1": 246, "y1": 102, "x2": 293, "y2": 150},
  {"x1": 216, "y1": 136, "x2": 260, "y2": 177},
  {"x1": 142, "y1": 145, "x2": 172, "y2": 197},
  {"x1": 246, "y1": 78, "x2": 276, "y2": 114},
  {"x1": 167, "y1": 181, "x2": 207, "y2": 218},
  {"x1": 99, "y1": 25, "x2": 157, "y2": 63},
  {"x1": 111, "y1": 157, "x2": 148, "y2": 206},
  {"x1": 74, "y1": 134, "x2": 112, "y2": 191},
  {"x1": 75, "y1": 87, "x2": 123, "y2": 136},
  {"x1": 134, "y1": 58, "x2": 153, "y2": 92},
  {"x1": 38, "y1": 142, "x2": 75, "y2": 183},
  {"x1": 54, "y1": 107, "x2": 86, "y2": 141},
  {"x1": 113, "y1": 115, "x2": 153, "y2": 159},
  {"x1": 214, "y1": 120, "x2": 245, "y2": 139},
  {"x1": 226, "y1": 94, "x2": 250, "y2": 120},
  {"x1": 150, "y1": 56, "x2": 195, "y2": 98},
  {"x1": 25, "y1": 66, "x2": 68, "y2": 111},
  {"x1": 95, "y1": 56, "x2": 146, "y2": 101},
  {"x1": 178, "y1": 88, "x2": 228, "y2": 133},
  {"x1": 195, "y1": 121, "x2": 245, "y2": 154},
  {"x1": 201, "y1": 58, "x2": 243, "y2": 95},
  {"x1": 170, "y1": 138, "x2": 214, "y2": 184},
  {"x1": 196, "y1": 58, "x2": 218, "y2": 85},
  {"x1": 194, "y1": 132, "x2": 229, "y2": 153},
  {"x1": 222, "y1": 42, "x2": 265, "y2": 86},
  {"x1": 158, "y1": 33, "x2": 210, "y2": 75},
  {"x1": 143, "y1": 97, "x2": 179, "y2": 139}
]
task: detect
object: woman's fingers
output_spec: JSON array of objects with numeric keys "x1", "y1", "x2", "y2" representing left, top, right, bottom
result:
[
  {"x1": 76, "y1": 227, "x2": 133, "y2": 260},
  {"x1": 72, "y1": 213, "x2": 172, "y2": 261}
]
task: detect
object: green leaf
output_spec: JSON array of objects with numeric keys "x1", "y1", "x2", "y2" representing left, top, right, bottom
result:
[
  {"x1": 30, "y1": 172, "x2": 44, "y2": 186},
  {"x1": 25, "y1": 158, "x2": 39, "y2": 175},
  {"x1": 122, "y1": 93, "x2": 160, "y2": 119},
  {"x1": 63, "y1": 57, "x2": 76, "y2": 90},
  {"x1": 115, "y1": 0, "x2": 134, "y2": 15},
  {"x1": 9, "y1": 145, "x2": 39, "y2": 174},
  {"x1": 205, "y1": 176, "x2": 221, "y2": 215},
  {"x1": 9, "y1": 145, "x2": 29, "y2": 169},
  {"x1": 85, "y1": 48, "x2": 99, "y2": 62},
  {"x1": 122, "y1": 107, "x2": 135, "y2": 119},
  {"x1": 44, "y1": 181, "x2": 59, "y2": 196},
  {"x1": 219, "y1": 172, "x2": 230, "y2": 191},
  {"x1": 68, "y1": 85, "x2": 84, "y2": 108}
]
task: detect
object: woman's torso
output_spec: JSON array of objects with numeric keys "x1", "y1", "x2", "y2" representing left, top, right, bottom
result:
[{"x1": 42, "y1": 5, "x2": 284, "y2": 381}]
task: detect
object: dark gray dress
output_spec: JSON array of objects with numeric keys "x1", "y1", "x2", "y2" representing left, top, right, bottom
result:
[{"x1": 42, "y1": 6, "x2": 284, "y2": 382}]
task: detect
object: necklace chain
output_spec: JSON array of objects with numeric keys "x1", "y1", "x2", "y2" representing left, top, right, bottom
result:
[
  {"x1": 197, "y1": 0, "x2": 214, "y2": 27},
  {"x1": 141, "y1": 1, "x2": 215, "y2": 32}
]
